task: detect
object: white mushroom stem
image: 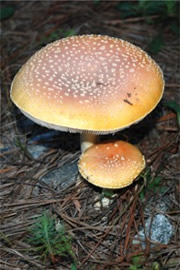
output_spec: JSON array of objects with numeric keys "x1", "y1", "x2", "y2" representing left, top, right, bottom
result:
[{"x1": 80, "y1": 133, "x2": 98, "y2": 152}]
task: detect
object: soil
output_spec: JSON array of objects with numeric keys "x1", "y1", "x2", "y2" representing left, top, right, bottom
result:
[{"x1": 1, "y1": 1, "x2": 179, "y2": 269}]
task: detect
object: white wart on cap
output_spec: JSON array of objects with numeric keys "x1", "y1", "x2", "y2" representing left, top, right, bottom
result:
[
  {"x1": 78, "y1": 141, "x2": 145, "y2": 189},
  {"x1": 10, "y1": 35, "x2": 164, "y2": 134}
]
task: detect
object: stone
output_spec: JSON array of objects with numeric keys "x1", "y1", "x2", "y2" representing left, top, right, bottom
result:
[
  {"x1": 40, "y1": 161, "x2": 78, "y2": 191},
  {"x1": 133, "y1": 214, "x2": 173, "y2": 248},
  {"x1": 27, "y1": 144, "x2": 49, "y2": 159}
]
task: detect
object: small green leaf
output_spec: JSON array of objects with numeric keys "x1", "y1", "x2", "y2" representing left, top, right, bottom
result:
[
  {"x1": 49, "y1": 31, "x2": 59, "y2": 40},
  {"x1": 0, "y1": 7, "x2": 14, "y2": 21},
  {"x1": 71, "y1": 263, "x2": 77, "y2": 270},
  {"x1": 117, "y1": 1, "x2": 135, "y2": 12},
  {"x1": 139, "y1": 167, "x2": 151, "y2": 200},
  {"x1": 165, "y1": 0, "x2": 177, "y2": 17},
  {"x1": 159, "y1": 186, "x2": 168, "y2": 194},
  {"x1": 129, "y1": 265, "x2": 137, "y2": 270},
  {"x1": 137, "y1": 0, "x2": 165, "y2": 16},
  {"x1": 116, "y1": 2, "x2": 137, "y2": 18},
  {"x1": 132, "y1": 255, "x2": 141, "y2": 265},
  {"x1": 164, "y1": 101, "x2": 180, "y2": 127},
  {"x1": 132, "y1": 257, "x2": 139, "y2": 265},
  {"x1": 63, "y1": 29, "x2": 76, "y2": 38},
  {"x1": 131, "y1": 255, "x2": 145, "y2": 269},
  {"x1": 139, "y1": 191, "x2": 145, "y2": 201},
  {"x1": 148, "y1": 176, "x2": 163, "y2": 190},
  {"x1": 93, "y1": 0, "x2": 101, "y2": 4},
  {"x1": 149, "y1": 35, "x2": 164, "y2": 54},
  {"x1": 170, "y1": 21, "x2": 179, "y2": 35},
  {"x1": 102, "y1": 189, "x2": 114, "y2": 198}
]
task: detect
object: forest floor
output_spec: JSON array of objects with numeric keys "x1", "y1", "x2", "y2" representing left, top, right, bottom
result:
[{"x1": 1, "y1": 1, "x2": 179, "y2": 270}]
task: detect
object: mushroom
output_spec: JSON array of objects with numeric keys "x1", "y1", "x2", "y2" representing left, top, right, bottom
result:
[
  {"x1": 78, "y1": 141, "x2": 145, "y2": 189},
  {"x1": 10, "y1": 35, "x2": 164, "y2": 154}
]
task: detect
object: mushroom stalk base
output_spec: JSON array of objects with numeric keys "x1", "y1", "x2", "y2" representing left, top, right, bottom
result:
[{"x1": 80, "y1": 133, "x2": 98, "y2": 152}]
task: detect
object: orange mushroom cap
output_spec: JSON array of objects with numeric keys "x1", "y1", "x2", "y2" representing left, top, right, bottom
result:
[
  {"x1": 10, "y1": 35, "x2": 164, "y2": 134},
  {"x1": 78, "y1": 141, "x2": 145, "y2": 189}
]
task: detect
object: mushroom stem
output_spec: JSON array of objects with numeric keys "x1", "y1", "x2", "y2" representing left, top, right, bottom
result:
[{"x1": 80, "y1": 133, "x2": 98, "y2": 152}]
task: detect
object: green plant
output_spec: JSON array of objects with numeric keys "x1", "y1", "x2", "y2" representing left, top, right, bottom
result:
[
  {"x1": 28, "y1": 212, "x2": 76, "y2": 265},
  {"x1": 117, "y1": 0, "x2": 179, "y2": 55},
  {"x1": 148, "y1": 35, "x2": 164, "y2": 54},
  {"x1": 63, "y1": 29, "x2": 76, "y2": 38},
  {"x1": 93, "y1": 0, "x2": 101, "y2": 4},
  {"x1": 0, "y1": 6, "x2": 14, "y2": 21},
  {"x1": 41, "y1": 28, "x2": 76, "y2": 44},
  {"x1": 129, "y1": 255, "x2": 145, "y2": 270},
  {"x1": 102, "y1": 189, "x2": 114, "y2": 198},
  {"x1": 138, "y1": 0, "x2": 177, "y2": 17},
  {"x1": 117, "y1": 0, "x2": 178, "y2": 18},
  {"x1": 139, "y1": 167, "x2": 167, "y2": 201},
  {"x1": 15, "y1": 137, "x2": 35, "y2": 160},
  {"x1": 164, "y1": 101, "x2": 180, "y2": 127},
  {"x1": 116, "y1": 0, "x2": 179, "y2": 34},
  {"x1": 129, "y1": 256, "x2": 162, "y2": 270}
]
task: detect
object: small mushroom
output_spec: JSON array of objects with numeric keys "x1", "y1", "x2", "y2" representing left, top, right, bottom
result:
[
  {"x1": 78, "y1": 141, "x2": 145, "y2": 189},
  {"x1": 10, "y1": 35, "x2": 164, "y2": 153}
]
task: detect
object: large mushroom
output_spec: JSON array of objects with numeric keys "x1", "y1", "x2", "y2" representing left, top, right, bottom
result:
[{"x1": 10, "y1": 35, "x2": 164, "y2": 187}]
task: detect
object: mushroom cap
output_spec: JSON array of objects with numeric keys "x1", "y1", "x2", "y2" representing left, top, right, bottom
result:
[
  {"x1": 10, "y1": 35, "x2": 164, "y2": 134},
  {"x1": 78, "y1": 140, "x2": 145, "y2": 189}
]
